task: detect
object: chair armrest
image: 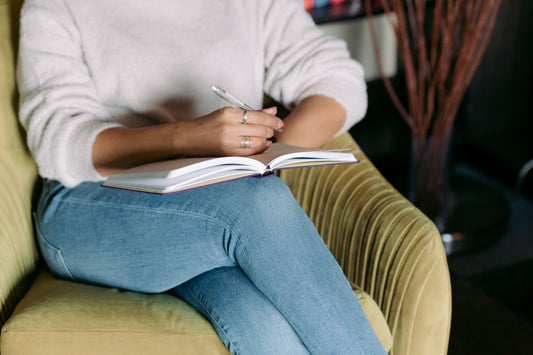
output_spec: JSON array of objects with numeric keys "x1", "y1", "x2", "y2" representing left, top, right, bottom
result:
[
  {"x1": 0, "y1": 0, "x2": 40, "y2": 328},
  {"x1": 279, "y1": 132, "x2": 451, "y2": 355}
]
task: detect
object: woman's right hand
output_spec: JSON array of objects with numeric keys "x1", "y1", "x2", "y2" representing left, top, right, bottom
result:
[
  {"x1": 173, "y1": 106, "x2": 284, "y2": 157},
  {"x1": 93, "y1": 106, "x2": 284, "y2": 177}
]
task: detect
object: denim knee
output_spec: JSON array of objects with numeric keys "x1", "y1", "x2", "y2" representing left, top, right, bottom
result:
[
  {"x1": 234, "y1": 176, "x2": 304, "y2": 222},
  {"x1": 224, "y1": 177, "x2": 322, "y2": 265}
]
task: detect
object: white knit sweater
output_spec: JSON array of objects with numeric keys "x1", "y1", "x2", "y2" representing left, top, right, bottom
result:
[{"x1": 17, "y1": 0, "x2": 367, "y2": 187}]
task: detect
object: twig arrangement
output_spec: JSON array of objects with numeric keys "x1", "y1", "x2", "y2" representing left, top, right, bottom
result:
[{"x1": 365, "y1": 0, "x2": 502, "y2": 220}]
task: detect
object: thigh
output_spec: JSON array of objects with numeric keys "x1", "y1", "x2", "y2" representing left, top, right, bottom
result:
[
  {"x1": 173, "y1": 267, "x2": 309, "y2": 355},
  {"x1": 34, "y1": 176, "x2": 297, "y2": 293}
]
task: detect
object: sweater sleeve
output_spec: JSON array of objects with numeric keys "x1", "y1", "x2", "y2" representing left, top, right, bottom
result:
[
  {"x1": 17, "y1": 0, "x2": 121, "y2": 187},
  {"x1": 261, "y1": 0, "x2": 367, "y2": 136}
]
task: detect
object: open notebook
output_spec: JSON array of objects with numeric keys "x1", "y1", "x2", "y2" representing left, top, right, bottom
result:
[{"x1": 102, "y1": 143, "x2": 358, "y2": 194}]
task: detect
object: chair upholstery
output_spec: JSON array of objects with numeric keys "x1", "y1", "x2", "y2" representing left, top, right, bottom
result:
[
  {"x1": 0, "y1": 0, "x2": 451, "y2": 354},
  {"x1": 281, "y1": 134, "x2": 452, "y2": 354},
  {"x1": 0, "y1": 0, "x2": 40, "y2": 330}
]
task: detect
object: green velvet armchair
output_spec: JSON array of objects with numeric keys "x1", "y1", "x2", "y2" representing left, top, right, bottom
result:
[{"x1": 0, "y1": 0, "x2": 451, "y2": 354}]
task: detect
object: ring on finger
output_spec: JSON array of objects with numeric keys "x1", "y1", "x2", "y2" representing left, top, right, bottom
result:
[
  {"x1": 240, "y1": 136, "x2": 251, "y2": 149},
  {"x1": 242, "y1": 110, "x2": 247, "y2": 125}
]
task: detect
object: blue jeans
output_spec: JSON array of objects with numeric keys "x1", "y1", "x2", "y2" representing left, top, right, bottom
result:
[{"x1": 35, "y1": 176, "x2": 386, "y2": 354}]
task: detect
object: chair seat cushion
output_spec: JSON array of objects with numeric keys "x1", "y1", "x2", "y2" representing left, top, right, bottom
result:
[{"x1": 1, "y1": 270, "x2": 392, "y2": 354}]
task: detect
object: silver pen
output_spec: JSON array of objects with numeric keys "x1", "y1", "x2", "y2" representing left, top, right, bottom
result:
[{"x1": 211, "y1": 85, "x2": 283, "y2": 132}]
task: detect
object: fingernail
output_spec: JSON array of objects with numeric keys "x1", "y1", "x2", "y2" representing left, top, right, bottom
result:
[{"x1": 262, "y1": 106, "x2": 277, "y2": 115}]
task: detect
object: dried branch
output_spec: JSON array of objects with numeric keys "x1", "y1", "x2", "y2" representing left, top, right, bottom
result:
[
  {"x1": 365, "y1": 0, "x2": 502, "y2": 216},
  {"x1": 365, "y1": 0, "x2": 413, "y2": 127}
]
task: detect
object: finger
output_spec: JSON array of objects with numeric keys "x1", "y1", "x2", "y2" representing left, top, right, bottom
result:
[
  {"x1": 261, "y1": 106, "x2": 278, "y2": 115},
  {"x1": 243, "y1": 110, "x2": 284, "y2": 131},
  {"x1": 238, "y1": 123, "x2": 275, "y2": 139},
  {"x1": 236, "y1": 136, "x2": 271, "y2": 153}
]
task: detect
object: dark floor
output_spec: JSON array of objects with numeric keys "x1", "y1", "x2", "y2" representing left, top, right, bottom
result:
[{"x1": 445, "y1": 165, "x2": 533, "y2": 355}]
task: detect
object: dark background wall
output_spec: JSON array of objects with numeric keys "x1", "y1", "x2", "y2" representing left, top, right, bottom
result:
[
  {"x1": 350, "y1": 0, "x2": 533, "y2": 201},
  {"x1": 454, "y1": 0, "x2": 533, "y2": 195}
]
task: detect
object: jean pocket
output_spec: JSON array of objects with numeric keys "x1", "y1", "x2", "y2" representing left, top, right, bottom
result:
[{"x1": 33, "y1": 212, "x2": 76, "y2": 281}]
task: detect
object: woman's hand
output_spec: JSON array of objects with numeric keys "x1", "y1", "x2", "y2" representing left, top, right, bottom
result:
[
  {"x1": 174, "y1": 106, "x2": 284, "y2": 157},
  {"x1": 92, "y1": 106, "x2": 284, "y2": 177}
]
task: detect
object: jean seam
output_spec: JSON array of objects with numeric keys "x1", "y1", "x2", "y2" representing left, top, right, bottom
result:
[
  {"x1": 184, "y1": 281, "x2": 240, "y2": 355},
  {"x1": 33, "y1": 212, "x2": 76, "y2": 281}
]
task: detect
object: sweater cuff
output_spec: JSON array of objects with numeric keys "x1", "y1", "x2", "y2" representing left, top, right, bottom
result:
[{"x1": 55, "y1": 118, "x2": 122, "y2": 187}]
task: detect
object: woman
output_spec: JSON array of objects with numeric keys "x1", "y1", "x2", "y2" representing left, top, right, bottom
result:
[{"x1": 18, "y1": 0, "x2": 386, "y2": 353}]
